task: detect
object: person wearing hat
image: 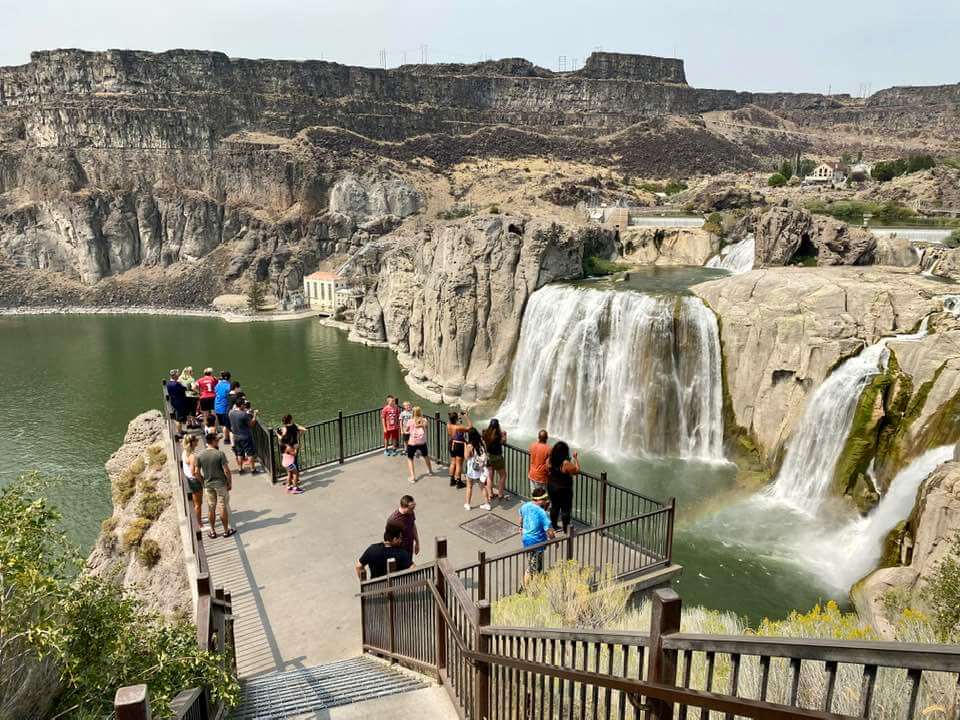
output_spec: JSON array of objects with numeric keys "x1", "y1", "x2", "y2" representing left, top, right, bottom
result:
[
  {"x1": 165, "y1": 369, "x2": 188, "y2": 438},
  {"x1": 520, "y1": 487, "x2": 555, "y2": 585}
]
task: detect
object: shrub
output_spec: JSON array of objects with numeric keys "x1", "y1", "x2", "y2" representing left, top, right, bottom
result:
[
  {"x1": 582, "y1": 255, "x2": 630, "y2": 277},
  {"x1": 779, "y1": 160, "x2": 793, "y2": 179},
  {"x1": 922, "y1": 531, "x2": 960, "y2": 640},
  {"x1": 703, "y1": 212, "x2": 725, "y2": 236},
  {"x1": 137, "y1": 492, "x2": 169, "y2": 521},
  {"x1": 137, "y1": 539, "x2": 162, "y2": 568},
  {"x1": 0, "y1": 474, "x2": 239, "y2": 718},
  {"x1": 488, "y1": 205, "x2": 500, "y2": 214},
  {"x1": 130, "y1": 457, "x2": 146, "y2": 476},
  {"x1": 137, "y1": 477, "x2": 159, "y2": 495},
  {"x1": 147, "y1": 445, "x2": 167, "y2": 469},
  {"x1": 767, "y1": 173, "x2": 787, "y2": 188},
  {"x1": 804, "y1": 199, "x2": 915, "y2": 225},
  {"x1": 101, "y1": 517, "x2": 118, "y2": 534},
  {"x1": 639, "y1": 180, "x2": 687, "y2": 195},
  {"x1": 122, "y1": 518, "x2": 153, "y2": 549},
  {"x1": 944, "y1": 229, "x2": 960, "y2": 249},
  {"x1": 873, "y1": 155, "x2": 936, "y2": 182},
  {"x1": 438, "y1": 204, "x2": 474, "y2": 220}
]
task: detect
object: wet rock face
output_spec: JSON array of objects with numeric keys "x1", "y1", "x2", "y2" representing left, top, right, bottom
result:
[
  {"x1": 350, "y1": 217, "x2": 613, "y2": 404},
  {"x1": 753, "y1": 207, "x2": 876, "y2": 267}
]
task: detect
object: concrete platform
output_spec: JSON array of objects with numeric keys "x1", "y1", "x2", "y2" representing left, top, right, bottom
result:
[{"x1": 205, "y1": 451, "x2": 539, "y2": 678}]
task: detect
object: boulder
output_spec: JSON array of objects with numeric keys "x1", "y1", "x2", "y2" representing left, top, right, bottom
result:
[
  {"x1": 754, "y1": 206, "x2": 812, "y2": 266},
  {"x1": 754, "y1": 207, "x2": 876, "y2": 267},
  {"x1": 810, "y1": 217, "x2": 876, "y2": 266},
  {"x1": 620, "y1": 227, "x2": 719, "y2": 266},
  {"x1": 874, "y1": 236, "x2": 919, "y2": 267}
]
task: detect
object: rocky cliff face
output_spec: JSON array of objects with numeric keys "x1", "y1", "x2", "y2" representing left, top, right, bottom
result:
[
  {"x1": 347, "y1": 215, "x2": 614, "y2": 405},
  {"x1": 87, "y1": 409, "x2": 191, "y2": 619},
  {"x1": 693, "y1": 267, "x2": 953, "y2": 468},
  {"x1": 753, "y1": 207, "x2": 876, "y2": 267}
]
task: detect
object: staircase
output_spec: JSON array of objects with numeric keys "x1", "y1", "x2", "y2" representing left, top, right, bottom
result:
[{"x1": 230, "y1": 656, "x2": 438, "y2": 719}]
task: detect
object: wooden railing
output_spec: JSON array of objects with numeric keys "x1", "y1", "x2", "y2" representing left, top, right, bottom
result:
[
  {"x1": 114, "y1": 387, "x2": 238, "y2": 720},
  {"x1": 359, "y1": 540, "x2": 960, "y2": 720}
]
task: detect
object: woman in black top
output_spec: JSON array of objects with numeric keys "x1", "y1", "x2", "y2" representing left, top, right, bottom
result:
[
  {"x1": 482, "y1": 418, "x2": 509, "y2": 501},
  {"x1": 546, "y1": 441, "x2": 580, "y2": 534}
]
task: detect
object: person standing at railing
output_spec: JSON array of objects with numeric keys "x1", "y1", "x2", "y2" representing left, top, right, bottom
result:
[
  {"x1": 166, "y1": 369, "x2": 189, "y2": 439},
  {"x1": 196, "y1": 368, "x2": 218, "y2": 424},
  {"x1": 178, "y1": 366, "x2": 199, "y2": 429},
  {"x1": 214, "y1": 371, "x2": 233, "y2": 444},
  {"x1": 356, "y1": 524, "x2": 413, "y2": 579},
  {"x1": 463, "y1": 427, "x2": 492, "y2": 511},
  {"x1": 527, "y1": 430, "x2": 552, "y2": 496},
  {"x1": 447, "y1": 411, "x2": 472, "y2": 489},
  {"x1": 483, "y1": 418, "x2": 509, "y2": 502},
  {"x1": 229, "y1": 399, "x2": 260, "y2": 473},
  {"x1": 381, "y1": 395, "x2": 401, "y2": 456},
  {"x1": 181, "y1": 434, "x2": 203, "y2": 528},
  {"x1": 404, "y1": 406, "x2": 434, "y2": 482},
  {"x1": 547, "y1": 441, "x2": 579, "y2": 535},
  {"x1": 399, "y1": 401, "x2": 413, "y2": 452},
  {"x1": 520, "y1": 487, "x2": 555, "y2": 585}
]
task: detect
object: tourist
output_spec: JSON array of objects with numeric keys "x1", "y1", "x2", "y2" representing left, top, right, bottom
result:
[
  {"x1": 520, "y1": 487, "x2": 555, "y2": 585},
  {"x1": 229, "y1": 399, "x2": 260, "y2": 473},
  {"x1": 203, "y1": 413, "x2": 219, "y2": 439},
  {"x1": 528, "y1": 430, "x2": 552, "y2": 495},
  {"x1": 166, "y1": 369, "x2": 188, "y2": 438},
  {"x1": 463, "y1": 427, "x2": 491, "y2": 511},
  {"x1": 447, "y1": 411, "x2": 472, "y2": 489},
  {"x1": 228, "y1": 380, "x2": 244, "y2": 409},
  {"x1": 196, "y1": 368, "x2": 218, "y2": 423},
  {"x1": 280, "y1": 440, "x2": 302, "y2": 494},
  {"x1": 214, "y1": 371, "x2": 233, "y2": 443},
  {"x1": 381, "y1": 395, "x2": 400, "y2": 456},
  {"x1": 277, "y1": 414, "x2": 306, "y2": 449},
  {"x1": 196, "y1": 431, "x2": 235, "y2": 538},
  {"x1": 405, "y1": 406, "x2": 433, "y2": 483},
  {"x1": 547, "y1": 441, "x2": 580, "y2": 534},
  {"x1": 178, "y1": 366, "x2": 199, "y2": 428},
  {"x1": 355, "y1": 524, "x2": 413, "y2": 580},
  {"x1": 387, "y1": 495, "x2": 420, "y2": 556},
  {"x1": 181, "y1": 433, "x2": 203, "y2": 527},
  {"x1": 483, "y1": 418, "x2": 509, "y2": 501},
  {"x1": 399, "y1": 401, "x2": 413, "y2": 451}
]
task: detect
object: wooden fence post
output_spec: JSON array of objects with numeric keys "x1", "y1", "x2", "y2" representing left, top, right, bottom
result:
[
  {"x1": 114, "y1": 684, "x2": 151, "y2": 720},
  {"x1": 477, "y1": 551, "x2": 486, "y2": 601},
  {"x1": 647, "y1": 588, "x2": 682, "y2": 720},
  {"x1": 337, "y1": 411, "x2": 345, "y2": 464},
  {"x1": 565, "y1": 525, "x2": 575, "y2": 561},
  {"x1": 434, "y1": 537, "x2": 448, "y2": 677},
  {"x1": 475, "y1": 600, "x2": 491, "y2": 720},
  {"x1": 599, "y1": 472, "x2": 608, "y2": 525},
  {"x1": 386, "y1": 558, "x2": 397, "y2": 661}
]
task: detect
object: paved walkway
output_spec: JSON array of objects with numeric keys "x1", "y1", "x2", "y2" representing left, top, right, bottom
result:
[{"x1": 205, "y1": 451, "x2": 533, "y2": 678}]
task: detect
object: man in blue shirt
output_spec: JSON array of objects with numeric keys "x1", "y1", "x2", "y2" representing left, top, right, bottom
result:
[
  {"x1": 519, "y1": 487, "x2": 555, "y2": 585},
  {"x1": 214, "y1": 371, "x2": 233, "y2": 444}
]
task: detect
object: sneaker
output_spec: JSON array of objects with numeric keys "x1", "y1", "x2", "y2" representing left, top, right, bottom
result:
[
  {"x1": 286, "y1": 486, "x2": 293, "y2": 493},
  {"x1": 384, "y1": 449, "x2": 391, "y2": 456},
  {"x1": 464, "y1": 503, "x2": 471, "y2": 511},
  {"x1": 456, "y1": 480, "x2": 466, "y2": 490},
  {"x1": 407, "y1": 476, "x2": 417, "y2": 484},
  {"x1": 449, "y1": 477, "x2": 457, "y2": 487},
  {"x1": 291, "y1": 487, "x2": 304, "y2": 494},
  {"x1": 480, "y1": 503, "x2": 492, "y2": 511}
]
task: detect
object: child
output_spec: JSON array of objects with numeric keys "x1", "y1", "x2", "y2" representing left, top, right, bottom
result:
[
  {"x1": 281, "y1": 442, "x2": 302, "y2": 494},
  {"x1": 203, "y1": 413, "x2": 219, "y2": 438},
  {"x1": 399, "y1": 401, "x2": 413, "y2": 452}
]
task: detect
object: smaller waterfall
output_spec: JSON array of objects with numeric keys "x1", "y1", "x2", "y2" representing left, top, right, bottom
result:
[
  {"x1": 768, "y1": 319, "x2": 929, "y2": 509},
  {"x1": 943, "y1": 295, "x2": 960, "y2": 317},
  {"x1": 871, "y1": 227, "x2": 952, "y2": 245},
  {"x1": 805, "y1": 446, "x2": 954, "y2": 590},
  {"x1": 707, "y1": 236, "x2": 755, "y2": 274}
]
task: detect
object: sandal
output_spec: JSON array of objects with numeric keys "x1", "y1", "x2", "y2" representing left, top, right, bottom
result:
[
  {"x1": 223, "y1": 528, "x2": 237, "y2": 538},
  {"x1": 208, "y1": 530, "x2": 218, "y2": 539}
]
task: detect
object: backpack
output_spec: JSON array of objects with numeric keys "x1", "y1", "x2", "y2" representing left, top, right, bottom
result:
[{"x1": 469, "y1": 444, "x2": 488, "y2": 477}]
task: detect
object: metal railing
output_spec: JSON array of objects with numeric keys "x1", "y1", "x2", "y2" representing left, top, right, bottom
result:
[{"x1": 359, "y1": 539, "x2": 960, "y2": 720}]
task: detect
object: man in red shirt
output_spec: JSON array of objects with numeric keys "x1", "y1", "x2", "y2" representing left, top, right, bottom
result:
[
  {"x1": 381, "y1": 395, "x2": 400, "y2": 456},
  {"x1": 196, "y1": 368, "x2": 218, "y2": 424},
  {"x1": 528, "y1": 430, "x2": 552, "y2": 496}
]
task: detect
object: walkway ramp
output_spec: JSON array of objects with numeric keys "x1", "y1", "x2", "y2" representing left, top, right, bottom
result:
[{"x1": 230, "y1": 656, "x2": 450, "y2": 720}]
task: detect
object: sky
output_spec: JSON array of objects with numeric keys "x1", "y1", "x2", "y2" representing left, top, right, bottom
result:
[{"x1": 1, "y1": 0, "x2": 956, "y2": 95}]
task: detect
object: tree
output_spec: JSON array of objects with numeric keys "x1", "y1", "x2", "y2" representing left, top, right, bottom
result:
[
  {"x1": 798, "y1": 158, "x2": 817, "y2": 177},
  {"x1": 247, "y1": 281, "x2": 267, "y2": 313},
  {"x1": 768, "y1": 173, "x2": 787, "y2": 188},
  {"x1": 779, "y1": 160, "x2": 794, "y2": 180},
  {"x1": 945, "y1": 229, "x2": 960, "y2": 249}
]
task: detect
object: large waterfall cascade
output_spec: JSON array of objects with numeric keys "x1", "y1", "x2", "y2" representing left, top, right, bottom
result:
[
  {"x1": 498, "y1": 285, "x2": 725, "y2": 461},
  {"x1": 706, "y1": 236, "x2": 755, "y2": 274},
  {"x1": 768, "y1": 318, "x2": 930, "y2": 510}
]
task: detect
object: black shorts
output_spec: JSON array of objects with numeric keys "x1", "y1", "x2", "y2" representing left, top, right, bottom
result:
[
  {"x1": 216, "y1": 412, "x2": 230, "y2": 427},
  {"x1": 406, "y1": 443, "x2": 428, "y2": 459},
  {"x1": 172, "y1": 404, "x2": 188, "y2": 422},
  {"x1": 199, "y1": 397, "x2": 215, "y2": 412},
  {"x1": 450, "y1": 441, "x2": 465, "y2": 459},
  {"x1": 233, "y1": 437, "x2": 255, "y2": 457}
]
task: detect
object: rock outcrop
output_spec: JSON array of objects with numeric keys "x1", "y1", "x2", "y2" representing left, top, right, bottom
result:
[
  {"x1": 853, "y1": 458, "x2": 960, "y2": 638},
  {"x1": 87, "y1": 410, "x2": 191, "y2": 619},
  {"x1": 348, "y1": 215, "x2": 613, "y2": 405},
  {"x1": 753, "y1": 207, "x2": 876, "y2": 267},
  {"x1": 619, "y1": 226, "x2": 719, "y2": 266},
  {"x1": 874, "y1": 235, "x2": 919, "y2": 267},
  {"x1": 693, "y1": 267, "x2": 950, "y2": 466}
]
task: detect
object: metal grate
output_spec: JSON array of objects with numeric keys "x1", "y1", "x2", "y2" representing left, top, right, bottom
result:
[
  {"x1": 230, "y1": 656, "x2": 427, "y2": 719},
  {"x1": 459, "y1": 513, "x2": 520, "y2": 544}
]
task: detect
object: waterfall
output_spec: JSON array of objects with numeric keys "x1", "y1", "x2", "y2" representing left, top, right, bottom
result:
[
  {"x1": 803, "y1": 445, "x2": 954, "y2": 590},
  {"x1": 768, "y1": 319, "x2": 930, "y2": 509},
  {"x1": 707, "y1": 236, "x2": 755, "y2": 274},
  {"x1": 870, "y1": 227, "x2": 952, "y2": 245},
  {"x1": 498, "y1": 285, "x2": 725, "y2": 461}
]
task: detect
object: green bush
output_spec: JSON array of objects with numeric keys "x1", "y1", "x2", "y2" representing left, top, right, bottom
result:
[
  {"x1": 804, "y1": 199, "x2": 915, "y2": 225},
  {"x1": 582, "y1": 255, "x2": 630, "y2": 277},
  {"x1": 767, "y1": 173, "x2": 787, "y2": 188},
  {"x1": 438, "y1": 204, "x2": 475, "y2": 220},
  {"x1": 945, "y1": 229, "x2": 960, "y2": 249},
  {"x1": 137, "y1": 492, "x2": 169, "y2": 521},
  {"x1": 122, "y1": 518, "x2": 153, "y2": 549},
  {"x1": 488, "y1": 205, "x2": 501, "y2": 214},
  {"x1": 0, "y1": 473, "x2": 239, "y2": 718},
  {"x1": 639, "y1": 180, "x2": 687, "y2": 195},
  {"x1": 923, "y1": 531, "x2": 960, "y2": 640},
  {"x1": 246, "y1": 281, "x2": 267, "y2": 313},
  {"x1": 137, "y1": 539, "x2": 162, "y2": 568},
  {"x1": 872, "y1": 155, "x2": 936, "y2": 182},
  {"x1": 779, "y1": 160, "x2": 793, "y2": 180},
  {"x1": 101, "y1": 517, "x2": 118, "y2": 534}
]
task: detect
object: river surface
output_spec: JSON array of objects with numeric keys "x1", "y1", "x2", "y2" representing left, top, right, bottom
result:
[{"x1": 1, "y1": 296, "x2": 850, "y2": 624}]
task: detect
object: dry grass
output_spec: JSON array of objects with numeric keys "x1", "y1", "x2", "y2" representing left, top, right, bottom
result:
[
  {"x1": 137, "y1": 539, "x2": 162, "y2": 568},
  {"x1": 121, "y1": 518, "x2": 152, "y2": 550}
]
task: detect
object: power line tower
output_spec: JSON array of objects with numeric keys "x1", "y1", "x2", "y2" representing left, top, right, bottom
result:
[
  {"x1": 420, "y1": 44, "x2": 429, "y2": 64},
  {"x1": 378, "y1": 49, "x2": 387, "y2": 68},
  {"x1": 558, "y1": 55, "x2": 568, "y2": 72}
]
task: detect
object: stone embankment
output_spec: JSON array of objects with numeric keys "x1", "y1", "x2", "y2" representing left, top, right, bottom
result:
[{"x1": 87, "y1": 409, "x2": 190, "y2": 619}]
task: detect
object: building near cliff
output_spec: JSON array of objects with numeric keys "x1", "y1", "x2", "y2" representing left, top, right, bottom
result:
[
  {"x1": 304, "y1": 272, "x2": 341, "y2": 313},
  {"x1": 805, "y1": 161, "x2": 848, "y2": 188}
]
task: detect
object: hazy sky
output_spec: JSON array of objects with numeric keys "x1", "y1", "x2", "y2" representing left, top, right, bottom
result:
[{"x1": 2, "y1": 0, "x2": 956, "y2": 94}]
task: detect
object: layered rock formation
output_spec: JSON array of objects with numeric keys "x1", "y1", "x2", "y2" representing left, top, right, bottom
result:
[
  {"x1": 619, "y1": 226, "x2": 719, "y2": 266},
  {"x1": 347, "y1": 215, "x2": 614, "y2": 404},
  {"x1": 753, "y1": 207, "x2": 876, "y2": 267}
]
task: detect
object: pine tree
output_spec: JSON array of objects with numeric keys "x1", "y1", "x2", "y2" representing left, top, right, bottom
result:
[{"x1": 247, "y1": 281, "x2": 266, "y2": 313}]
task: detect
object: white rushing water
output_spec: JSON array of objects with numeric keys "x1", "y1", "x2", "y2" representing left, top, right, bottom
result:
[
  {"x1": 870, "y1": 227, "x2": 953, "y2": 245},
  {"x1": 768, "y1": 318, "x2": 930, "y2": 510},
  {"x1": 630, "y1": 216, "x2": 706, "y2": 228},
  {"x1": 499, "y1": 285, "x2": 725, "y2": 460},
  {"x1": 706, "y1": 236, "x2": 755, "y2": 274},
  {"x1": 802, "y1": 445, "x2": 955, "y2": 590}
]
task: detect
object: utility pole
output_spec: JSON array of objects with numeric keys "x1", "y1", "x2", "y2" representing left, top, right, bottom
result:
[{"x1": 420, "y1": 44, "x2": 429, "y2": 64}]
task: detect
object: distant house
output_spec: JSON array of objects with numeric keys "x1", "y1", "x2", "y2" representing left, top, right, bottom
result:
[
  {"x1": 804, "y1": 162, "x2": 847, "y2": 188},
  {"x1": 303, "y1": 271, "x2": 340, "y2": 313}
]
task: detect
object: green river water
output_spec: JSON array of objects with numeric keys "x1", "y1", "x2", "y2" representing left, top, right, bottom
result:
[{"x1": 0, "y1": 291, "x2": 842, "y2": 624}]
